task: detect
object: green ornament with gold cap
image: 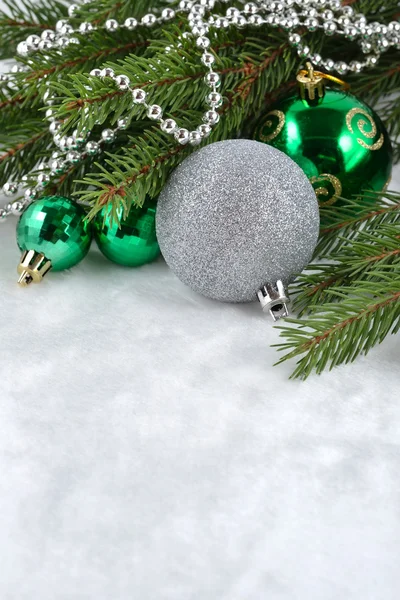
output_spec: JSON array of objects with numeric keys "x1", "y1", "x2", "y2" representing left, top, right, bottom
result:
[
  {"x1": 16, "y1": 196, "x2": 92, "y2": 285},
  {"x1": 253, "y1": 63, "x2": 393, "y2": 212}
]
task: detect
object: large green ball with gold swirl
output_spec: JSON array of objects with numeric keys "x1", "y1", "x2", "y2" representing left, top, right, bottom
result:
[
  {"x1": 17, "y1": 196, "x2": 92, "y2": 271},
  {"x1": 94, "y1": 202, "x2": 160, "y2": 267},
  {"x1": 253, "y1": 90, "x2": 393, "y2": 211}
]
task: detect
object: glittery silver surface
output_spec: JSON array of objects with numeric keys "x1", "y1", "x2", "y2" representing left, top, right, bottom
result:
[{"x1": 156, "y1": 139, "x2": 320, "y2": 303}]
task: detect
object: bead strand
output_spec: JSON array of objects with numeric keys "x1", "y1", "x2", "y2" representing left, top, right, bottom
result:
[
  {"x1": 1, "y1": 0, "x2": 399, "y2": 222},
  {"x1": 15, "y1": 0, "x2": 399, "y2": 71},
  {"x1": 0, "y1": 116, "x2": 130, "y2": 221}
]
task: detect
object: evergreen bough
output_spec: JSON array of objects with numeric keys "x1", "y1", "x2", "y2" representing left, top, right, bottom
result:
[{"x1": 0, "y1": 0, "x2": 399, "y2": 378}]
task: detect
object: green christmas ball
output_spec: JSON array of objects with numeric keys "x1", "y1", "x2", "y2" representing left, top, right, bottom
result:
[
  {"x1": 94, "y1": 202, "x2": 160, "y2": 267},
  {"x1": 17, "y1": 196, "x2": 92, "y2": 271},
  {"x1": 253, "y1": 89, "x2": 393, "y2": 209}
]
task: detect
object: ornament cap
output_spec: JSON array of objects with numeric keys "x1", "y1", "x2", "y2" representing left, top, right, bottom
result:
[
  {"x1": 17, "y1": 249, "x2": 52, "y2": 286},
  {"x1": 297, "y1": 63, "x2": 350, "y2": 105},
  {"x1": 257, "y1": 280, "x2": 290, "y2": 321},
  {"x1": 297, "y1": 62, "x2": 326, "y2": 103}
]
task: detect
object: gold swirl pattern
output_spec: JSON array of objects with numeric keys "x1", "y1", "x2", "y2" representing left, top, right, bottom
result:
[
  {"x1": 345, "y1": 108, "x2": 384, "y2": 151},
  {"x1": 310, "y1": 173, "x2": 342, "y2": 206},
  {"x1": 258, "y1": 110, "x2": 285, "y2": 142}
]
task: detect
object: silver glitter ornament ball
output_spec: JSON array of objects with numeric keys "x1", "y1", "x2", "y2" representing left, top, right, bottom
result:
[{"x1": 156, "y1": 139, "x2": 319, "y2": 304}]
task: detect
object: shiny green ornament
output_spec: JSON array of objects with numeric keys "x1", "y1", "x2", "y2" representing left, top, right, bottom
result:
[
  {"x1": 94, "y1": 202, "x2": 160, "y2": 267},
  {"x1": 253, "y1": 79, "x2": 392, "y2": 211},
  {"x1": 16, "y1": 196, "x2": 92, "y2": 285}
]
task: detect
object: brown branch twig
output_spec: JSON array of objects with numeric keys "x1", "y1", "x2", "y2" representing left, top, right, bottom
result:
[
  {"x1": 27, "y1": 40, "x2": 149, "y2": 82},
  {"x1": 0, "y1": 94, "x2": 28, "y2": 110},
  {"x1": 353, "y1": 64, "x2": 400, "y2": 95},
  {"x1": 0, "y1": 129, "x2": 48, "y2": 162},
  {"x1": 97, "y1": 145, "x2": 184, "y2": 205},
  {"x1": 302, "y1": 250, "x2": 400, "y2": 300},
  {"x1": 304, "y1": 275, "x2": 346, "y2": 298},
  {"x1": 1, "y1": 18, "x2": 50, "y2": 29},
  {"x1": 264, "y1": 79, "x2": 296, "y2": 104},
  {"x1": 303, "y1": 291, "x2": 400, "y2": 351},
  {"x1": 235, "y1": 46, "x2": 288, "y2": 100},
  {"x1": 92, "y1": 2, "x2": 123, "y2": 26},
  {"x1": 321, "y1": 201, "x2": 400, "y2": 235},
  {"x1": 364, "y1": 248, "x2": 400, "y2": 262},
  {"x1": 304, "y1": 249, "x2": 400, "y2": 298}
]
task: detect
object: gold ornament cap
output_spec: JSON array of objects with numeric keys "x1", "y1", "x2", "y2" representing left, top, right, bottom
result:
[
  {"x1": 297, "y1": 62, "x2": 326, "y2": 103},
  {"x1": 297, "y1": 62, "x2": 350, "y2": 105},
  {"x1": 17, "y1": 249, "x2": 52, "y2": 286}
]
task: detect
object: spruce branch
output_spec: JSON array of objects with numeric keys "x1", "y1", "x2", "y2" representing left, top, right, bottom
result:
[
  {"x1": 316, "y1": 192, "x2": 400, "y2": 256},
  {"x1": 0, "y1": 0, "x2": 398, "y2": 380},
  {"x1": 0, "y1": 120, "x2": 51, "y2": 185},
  {"x1": 0, "y1": 92, "x2": 30, "y2": 113},
  {"x1": 0, "y1": 0, "x2": 68, "y2": 59},
  {"x1": 293, "y1": 226, "x2": 400, "y2": 315},
  {"x1": 350, "y1": 51, "x2": 400, "y2": 106},
  {"x1": 275, "y1": 284, "x2": 400, "y2": 380},
  {"x1": 345, "y1": 0, "x2": 398, "y2": 21},
  {"x1": 75, "y1": 127, "x2": 191, "y2": 221},
  {"x1": 275, "y1": 193, "x2": 400, "y2": 378},
  {"x1": 5, "y1": 29, "x2": 154, "y2": 109},
  {"x1": 25, "y1": 38, "x2": 150, "y2": 84},
  {"x1": 58, "y1": 29, "x2": 297, "y2": 217}
]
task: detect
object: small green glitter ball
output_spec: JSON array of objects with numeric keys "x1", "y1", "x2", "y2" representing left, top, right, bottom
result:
[
  {"x1": 94, "y1": 202, "x2": 160, "y2": 267},
  {"x1": 16, "y1": 196, "x2": 92, "y2": 271}
]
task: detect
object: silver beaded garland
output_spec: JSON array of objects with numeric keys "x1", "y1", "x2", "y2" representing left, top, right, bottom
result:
[
  {"x1": 100, "y1": 67, "x2": 114, "y2": 78},
  {"x1": 161, "y1": 119, "x2": 178, "y2": 134},
  {"x1": 147, "y1": 105, "x2": 163, "y2": 120},
  {"x1": 2, "y1": 0, "x2": 398, "y2": 222},
  {"x1": 174, "y1": 128, "x2": 191, "y2": 145},
  {"x1": 115, "y1": 75, "x2": 130, "y2": 90},
  {"x1": 132, "y1": 89, "x2": 147, "y2": 104},
  {"x1": 85, "y1": 141, "x2": 100, "y2": 155},
  {"x1": 105, "y1": 19, "x2": 119, "y2": 32},
  {"x1": 124, "y1": 18, "x2": 137, "y2": 30},
  {"x1": 11, "y1": 201, "x2": 24, "y2": 216},
  {"x1": 3, "y1": 182, "x2": 19, "y2": 197},
  {"x1": 50, "y1": 158, "x2": 66, "y2": 175},
  {"x1": 101, "y1": 129, "x2": 116, "y2": 143}
]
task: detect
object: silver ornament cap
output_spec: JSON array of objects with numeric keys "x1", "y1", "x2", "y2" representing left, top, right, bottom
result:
[
  {"x1": 257, "y1": 280, "x2": 290, "y2": 322},
  {"x1": 156, "y1": 139, "x2": 320, "y2": 317}
]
